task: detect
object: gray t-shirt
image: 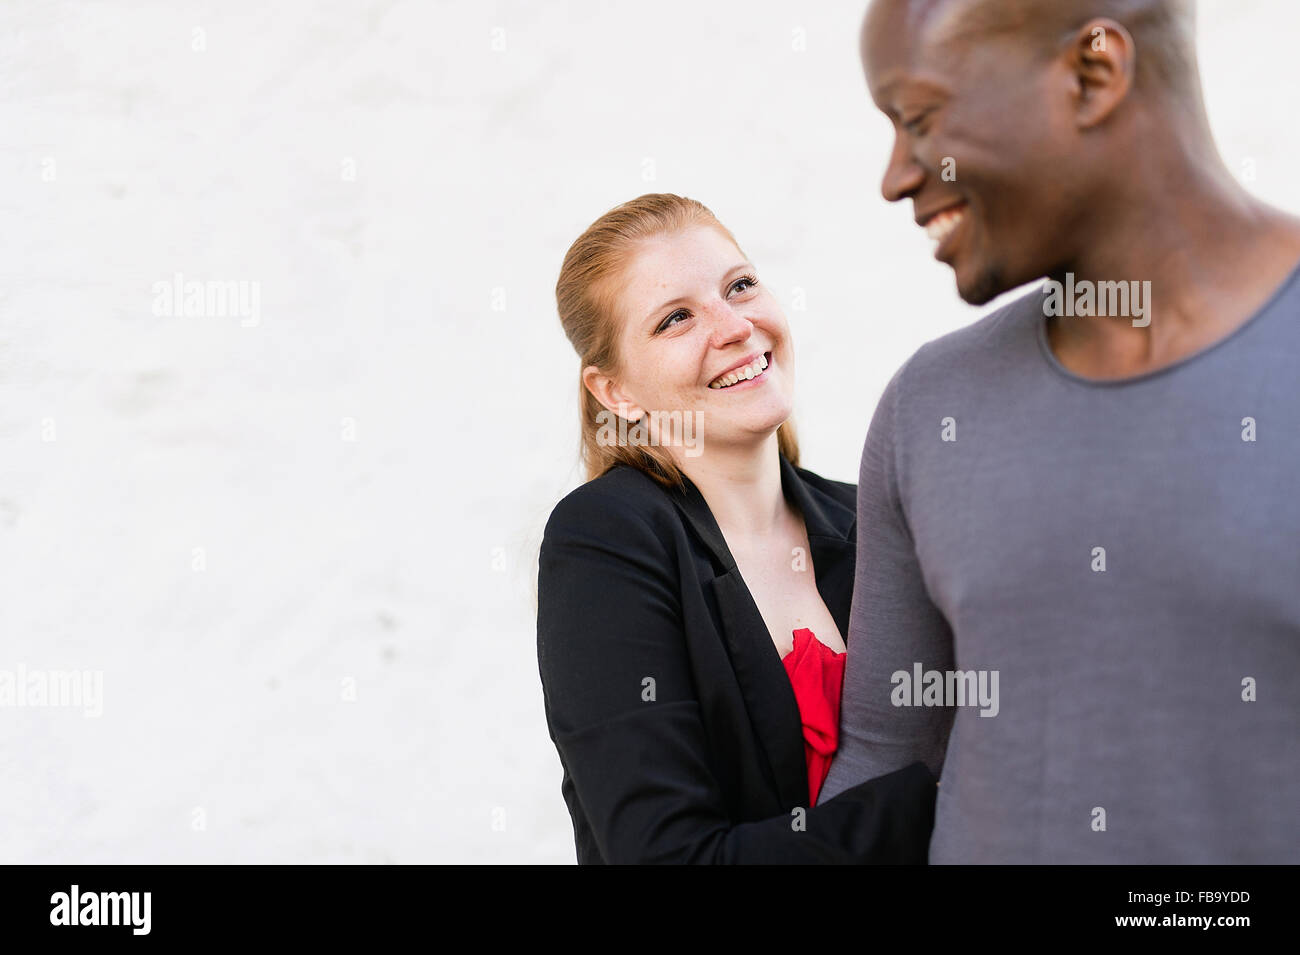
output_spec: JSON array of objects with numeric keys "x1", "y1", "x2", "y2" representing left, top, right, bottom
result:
[{"x1": 818, "y1": 267, "x2": 1300, "y2": 863}]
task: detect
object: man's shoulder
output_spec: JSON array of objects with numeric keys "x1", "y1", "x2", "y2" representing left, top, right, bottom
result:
[{"x1": 901, "y1": 282, "x2": 1044, "y2": 384}]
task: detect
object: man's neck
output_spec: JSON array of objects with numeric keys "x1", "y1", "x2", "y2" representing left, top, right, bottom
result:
[{"x1": 1047, "y1": 156, "x2": 1300, "y2": 379}]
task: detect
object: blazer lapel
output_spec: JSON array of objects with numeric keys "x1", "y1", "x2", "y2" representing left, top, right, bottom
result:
[
  {"x1": 780, "y1": 458, "x2": 857, "y2": 642},
  {"x1": 706, "y1": 568, "x2": 808, "y2": 808},
  {"x1": 665, "y1": 455, "x2": 857, "y2": 810}
]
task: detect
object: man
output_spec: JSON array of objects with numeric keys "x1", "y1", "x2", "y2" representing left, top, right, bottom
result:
[{"x1": 817, "y1": 0, "x2": 1300, "y2": 863}]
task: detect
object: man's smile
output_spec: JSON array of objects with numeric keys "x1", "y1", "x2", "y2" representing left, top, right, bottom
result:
[{"x1": 917, "y1": 201, "x2": 969, "y2": 259}]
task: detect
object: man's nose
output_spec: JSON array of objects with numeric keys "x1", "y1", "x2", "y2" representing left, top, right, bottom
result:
[{"x1": 881, "y1": 133, "x2": 925, "y2": 203}]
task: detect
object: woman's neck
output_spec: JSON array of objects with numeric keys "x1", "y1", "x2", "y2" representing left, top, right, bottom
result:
[{"x1": 676, "y1": 433, "x2": 789, "y2": 545}]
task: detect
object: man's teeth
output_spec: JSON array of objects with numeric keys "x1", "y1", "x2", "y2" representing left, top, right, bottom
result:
[
  {"x1": 925, "y1": 207, "x2": 965, "y2": 242},
  {"x1": 709, "y1": 353, "x2": 769, "y2": 389}
]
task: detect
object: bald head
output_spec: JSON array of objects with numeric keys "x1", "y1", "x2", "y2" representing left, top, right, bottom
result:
[{"x1": 916, "y1": 0, "x2": 1200, "y2": 101}]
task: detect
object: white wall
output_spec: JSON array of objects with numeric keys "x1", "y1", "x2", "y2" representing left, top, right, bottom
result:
[{"x1": 2, "y1": 0, "x2": 1297, "y2": 863}]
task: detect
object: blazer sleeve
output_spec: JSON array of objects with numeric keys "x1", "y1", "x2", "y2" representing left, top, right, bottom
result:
[
  {"x1": 818, "y1": 359, "x2": 957, "y2": 805},
  {"x1": 537, "y1": 482, "x2": 937, "y2": 864}
]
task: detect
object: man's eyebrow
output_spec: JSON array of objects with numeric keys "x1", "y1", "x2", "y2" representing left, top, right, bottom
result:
[
  {"x1": 873, "y1": 76, "x2": 951, "y2": 116},
  {"x1": 872, "y1": 75, "x2": 901, "y2": 112},
  {"x1": 643, "y1": 262, "x2": 755, "y2": 326}
]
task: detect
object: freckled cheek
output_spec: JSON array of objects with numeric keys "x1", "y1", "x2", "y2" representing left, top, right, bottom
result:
[
  {"x1": 778, "y1": 365, "x2": 795, "y2": 399},
  {"x1": 657, "y1": 362, "x2": 710, "y2": 407},
  {"x1": 753, "y1": 298, "x2": 788, "y2": 337}
]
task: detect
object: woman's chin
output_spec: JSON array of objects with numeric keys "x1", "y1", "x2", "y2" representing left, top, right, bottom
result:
[{"x1": 709, "y1": 405, "x2": 793, "y2": 442}]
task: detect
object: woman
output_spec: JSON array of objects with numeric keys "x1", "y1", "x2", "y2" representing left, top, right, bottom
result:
[{"x1": 537, "y1": 193, "x2": 936, "y2": 864}]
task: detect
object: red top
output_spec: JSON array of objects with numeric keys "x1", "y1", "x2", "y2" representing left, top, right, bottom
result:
[{"x1": 780, "y1": 627, "x2": 846, "y2": 806}]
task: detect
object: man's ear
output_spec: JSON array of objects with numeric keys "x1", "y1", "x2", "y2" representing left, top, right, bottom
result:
[
  {"x1": 582, "y1": 364, "x2": 644, "y2": 422},
  {"x1": 1068, "y1": 18, "x2": 1136, "y2": 129}
]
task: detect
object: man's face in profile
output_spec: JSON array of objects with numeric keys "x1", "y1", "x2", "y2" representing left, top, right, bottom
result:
[{"x1": 862, "y1": 0, "x2": 1087, "y2": 305}]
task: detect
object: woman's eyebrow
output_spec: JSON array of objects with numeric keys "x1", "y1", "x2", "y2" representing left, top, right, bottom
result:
[
  {"x1": 644, "y1": 294, "x2": 690, "y2": 325},
  {"x1": 644, "y1": 264, "x2": 755, "y2": 325}
]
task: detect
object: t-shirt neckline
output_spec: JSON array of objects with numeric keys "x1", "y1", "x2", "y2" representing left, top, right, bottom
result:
[{"x1": 1033, "y1": 255, "x2": 1300, "y2": 388}]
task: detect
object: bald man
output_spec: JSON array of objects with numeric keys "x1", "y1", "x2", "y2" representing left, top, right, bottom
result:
[{"x1": 816, "y1": 0, "x2": 1300, "y2": 863}]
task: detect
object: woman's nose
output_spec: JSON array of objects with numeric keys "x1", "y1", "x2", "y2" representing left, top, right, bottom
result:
[{"x1": 703, "y1": 300, "x2": 754, "y2": 347}]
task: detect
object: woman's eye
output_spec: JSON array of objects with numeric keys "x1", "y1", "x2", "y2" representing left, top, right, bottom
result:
[
  {"x1": 658, "y1": 309, "x2": 689, "y2": 332},
  {"x1": 730, "y1": 276, "x2": 758, "y2": 295}
]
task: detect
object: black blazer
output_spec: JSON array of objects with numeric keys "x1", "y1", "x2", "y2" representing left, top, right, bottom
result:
[{"x1": 536, "y1": 453, "x2": 937, "y2": 864}]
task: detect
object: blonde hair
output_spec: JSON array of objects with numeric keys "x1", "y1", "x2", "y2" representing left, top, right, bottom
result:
[{"x1": 554, "y1": 193, "x2": 799, "y2": 488}]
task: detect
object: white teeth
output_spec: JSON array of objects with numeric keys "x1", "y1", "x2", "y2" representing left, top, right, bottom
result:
[
  {"x1": 925, "y1": 208, "x2": 965, "y2": 243},
  {"x1": 709, "y1": 353, "x2": 770, "y2": 389}
]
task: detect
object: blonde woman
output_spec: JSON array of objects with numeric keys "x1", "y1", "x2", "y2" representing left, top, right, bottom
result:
[{"x1": 537, "y1": 194, "x2": 936, "y2": 864}]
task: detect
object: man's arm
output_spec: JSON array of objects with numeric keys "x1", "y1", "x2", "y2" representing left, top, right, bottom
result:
[{"x1": 818, "y1": 361, "x2": 955, "y2": 804}]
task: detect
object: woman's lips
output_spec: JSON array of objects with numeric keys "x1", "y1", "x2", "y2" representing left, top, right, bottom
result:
[{"x1": 708, "y1": 351, "x2": 772, "y2": 390}]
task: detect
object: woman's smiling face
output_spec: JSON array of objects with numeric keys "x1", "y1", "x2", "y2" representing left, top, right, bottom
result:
[{"x1": 587, "y1": 224, "x2": 796, "y2": 454}]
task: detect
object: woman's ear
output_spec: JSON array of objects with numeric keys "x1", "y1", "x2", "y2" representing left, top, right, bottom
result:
[
  {"x1": 1068, "y1": 18, "x2": 1136, "y2": 129},
  {"x1": 582, "y1": 364, "x2": 644, "y2": 422}
]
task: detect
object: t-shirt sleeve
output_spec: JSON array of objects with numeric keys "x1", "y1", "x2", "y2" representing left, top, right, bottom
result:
[{"x1": 817, "y1": 359, "x2": 956, "y2": 804}]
